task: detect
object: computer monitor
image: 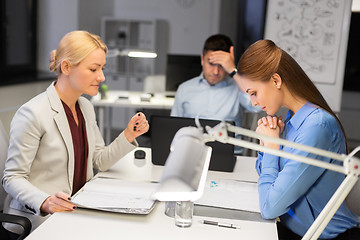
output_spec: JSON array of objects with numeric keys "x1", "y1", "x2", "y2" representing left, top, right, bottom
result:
[
  {"x1": 165, "y1": 54, "x2": 202, "y2": 91},
  {"x1": 150, "y1": 115, "x2": 236, "y2": 172}
]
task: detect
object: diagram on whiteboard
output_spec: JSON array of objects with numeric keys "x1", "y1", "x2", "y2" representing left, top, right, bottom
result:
[{"x1": 264, "y1": 0, "x2": 346, "y2": 85}]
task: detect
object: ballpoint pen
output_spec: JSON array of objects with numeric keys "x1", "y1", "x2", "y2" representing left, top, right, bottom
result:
[{"x1": 200, "y1": 220, "x2": 241, "y2": 230}]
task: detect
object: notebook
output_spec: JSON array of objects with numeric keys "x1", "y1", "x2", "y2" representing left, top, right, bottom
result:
[{"x1": 150, "y1": 115, "x2": 236, "y2": 172}]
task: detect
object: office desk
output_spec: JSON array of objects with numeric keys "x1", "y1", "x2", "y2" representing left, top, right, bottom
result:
[
  {"x1": 91, "y1": 91, "x2": 175, "y2": 144},
  {"x1": 26, "y1": 148, "x2": 278, "y2": 240}
]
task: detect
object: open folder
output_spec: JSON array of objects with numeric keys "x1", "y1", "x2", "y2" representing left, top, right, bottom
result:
[{"x1": 72, "y1": 177, "x2": 158, "y2": 214}]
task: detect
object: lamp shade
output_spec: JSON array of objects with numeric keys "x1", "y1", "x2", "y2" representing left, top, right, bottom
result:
[{"x1": 153, "y1": 127, "x2": 212, "y2": 202}]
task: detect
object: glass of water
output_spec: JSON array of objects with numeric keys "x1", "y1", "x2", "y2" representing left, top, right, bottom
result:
[
  {"x1": 175, "y1": 201, "x2": 194, "y2": 228},
  {"x1": 165, "y1": 201, "x2": 175, "y2": 217}
]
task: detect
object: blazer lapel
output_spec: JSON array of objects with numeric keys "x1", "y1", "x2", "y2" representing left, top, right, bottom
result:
[{"x1": 46, "y1": 83, "x2": 75, "y2": 190}]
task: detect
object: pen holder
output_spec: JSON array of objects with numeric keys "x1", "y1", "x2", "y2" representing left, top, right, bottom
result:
[{"x1": 134, "y1": 150, "x2": 146, "y2": 167}]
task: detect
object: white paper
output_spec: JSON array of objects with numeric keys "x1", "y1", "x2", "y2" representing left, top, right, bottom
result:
[
  {"x1": 72, "y1": 177, "x2": 158, "y2": 214},
  {"x1": 195, "y1": 178, "x2": 260, "y2": 213}
]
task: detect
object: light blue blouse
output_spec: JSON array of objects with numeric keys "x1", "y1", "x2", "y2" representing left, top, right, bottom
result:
[
  {"x1": 170, "y1": 74, "x2": 260, "y2": 127},
  {"x1": 256, "y1": 102, "x2": 359, "y2": 238}
]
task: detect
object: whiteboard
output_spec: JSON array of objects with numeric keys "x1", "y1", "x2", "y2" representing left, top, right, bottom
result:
[{"x1": 264, "y1": 0, "x2": 352, "y2": 112}]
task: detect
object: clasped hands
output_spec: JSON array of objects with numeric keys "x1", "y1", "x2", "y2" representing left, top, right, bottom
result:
[{"x1": 256, "y1": 115, "x2": 285, "y2": 150}]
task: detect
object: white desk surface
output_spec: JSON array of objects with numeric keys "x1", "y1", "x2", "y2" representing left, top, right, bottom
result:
[
  {"x1": 25, "y1": 148, "x2": 278, "y2": 240},
  {"x1": 97, "y1": 148, "x2": 260, "y2": 183},
  {"x1": 91, "y1": 91, "x2": 175, "y2": 109}
]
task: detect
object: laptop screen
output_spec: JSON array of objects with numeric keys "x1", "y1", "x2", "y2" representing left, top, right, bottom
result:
[{"x1": 150, "y1": 116, "x2": 236, "y2": 172}]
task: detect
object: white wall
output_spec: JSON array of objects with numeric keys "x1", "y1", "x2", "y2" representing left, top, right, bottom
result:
[
  {"x1": 113, "y1": 0, "x2": 221, "y2": 55},
  {"x1": 0, "y1": 80, "x2": 52, "y2": 132},
  {"x1": 37, "y1": 0, "x2": 79, "y2": 72},
  {"x1": 78, "y1": 0, "x2": 115, "y2": 35}
]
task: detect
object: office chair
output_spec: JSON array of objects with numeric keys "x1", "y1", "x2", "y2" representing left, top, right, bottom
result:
[{"x1": 0, "y1": 120, "x2": 32, "y2": 240}]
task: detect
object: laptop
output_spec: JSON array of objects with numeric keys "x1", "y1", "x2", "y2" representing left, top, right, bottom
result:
[{"x1": 150, "y1": 115, "x2": 236, "y2": 172}]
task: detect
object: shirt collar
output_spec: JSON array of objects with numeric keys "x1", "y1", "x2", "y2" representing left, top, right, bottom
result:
[
  {"x1": 199, "y1": 73, "x2": 232, "y2": 87},
  {"x1": 285, "y1": 102, "x2": 318, "y2": 130}
]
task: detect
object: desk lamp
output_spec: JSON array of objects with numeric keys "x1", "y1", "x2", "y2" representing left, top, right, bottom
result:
[
  {"x1": 152, "y1": 126, "x2": 212, "y2": 202},
  {"x1": 154, "y1": 121, "x2": 360, "y2": 240}
]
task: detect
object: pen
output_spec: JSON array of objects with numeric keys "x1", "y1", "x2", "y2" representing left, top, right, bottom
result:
[{"x1": 200, "y1": 220, "x2": 241, "y2": 229}]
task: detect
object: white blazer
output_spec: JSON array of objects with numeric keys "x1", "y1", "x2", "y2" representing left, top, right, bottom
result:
[{"x1": 2, "y1": 82, "x2": 137, "y2": 230}]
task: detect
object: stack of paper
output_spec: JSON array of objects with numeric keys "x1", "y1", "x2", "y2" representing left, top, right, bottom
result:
[{"x1": 72, "y1": 177, "x2": 158, "y2": 214}]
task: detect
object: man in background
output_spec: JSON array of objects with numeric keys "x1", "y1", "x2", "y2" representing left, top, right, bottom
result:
[{"x1": 171, "y1": 34, "x2": 260, "y2": 154}]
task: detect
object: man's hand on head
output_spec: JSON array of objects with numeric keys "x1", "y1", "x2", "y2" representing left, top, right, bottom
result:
[{"x1": 208, "y1": 46, "x2": 236, "y2": 74}]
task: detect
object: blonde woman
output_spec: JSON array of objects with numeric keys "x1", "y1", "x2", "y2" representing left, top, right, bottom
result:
[{"x1": 3, "y1": 31, "x2": 149, "y2": 233}]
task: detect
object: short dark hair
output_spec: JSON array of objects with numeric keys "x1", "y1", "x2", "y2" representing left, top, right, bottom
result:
[{"x1": 203, "y1": 34, "x2": 233, "y2": 54}]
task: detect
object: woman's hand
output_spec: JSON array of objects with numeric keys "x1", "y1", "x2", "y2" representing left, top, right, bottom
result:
[
  {"x1": 257, "y1": 115, "x2": 284, "y2": 131},
  {"x1": 256, "y1": 115, "x2": 285, "y2": 149},
  {"x1": 124, "y1": 112, "x2": 149, "y2": 143},
  {"x1": 40, "y1": 192, "x2": 76, "y2": 214}
]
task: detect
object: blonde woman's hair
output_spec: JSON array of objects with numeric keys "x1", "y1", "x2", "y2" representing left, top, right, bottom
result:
[{"x1": 49, "y1": 30, "x2": 107, "y2": 75}]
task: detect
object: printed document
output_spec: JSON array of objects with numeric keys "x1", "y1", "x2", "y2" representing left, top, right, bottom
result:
[
  {"x1": 72, "y1": 177, "x2": 158, "y2": 214},
  {"x1": 195, "y1": 178, "x2": 260, "y2": 213}
]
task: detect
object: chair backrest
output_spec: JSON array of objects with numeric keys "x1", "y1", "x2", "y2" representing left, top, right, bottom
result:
[
  {"x1": 346, "y1": 179, "x2": 360, "y2": 216},
  {"x1": 0, "y1": 120, "x2": 9, "y2": 211},
  {"x1": 0, "y1": 120, "x2": 32, "y2": 239}
]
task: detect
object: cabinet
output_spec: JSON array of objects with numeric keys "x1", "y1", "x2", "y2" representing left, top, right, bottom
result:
[
  {"x1": 101, "y1": 17, "x2": 166, "y2": 91},
  {"x1": 100, "y1": 17, "x2": 168, "y2": 133}
]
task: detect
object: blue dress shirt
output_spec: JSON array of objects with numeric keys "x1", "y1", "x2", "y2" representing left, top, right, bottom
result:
[
  {"x1": 256, "y1": 102, "x2": 359, "y2": 238},
  {"x1": 171, "y1": 74, "x2": 260, "y2": 127}
]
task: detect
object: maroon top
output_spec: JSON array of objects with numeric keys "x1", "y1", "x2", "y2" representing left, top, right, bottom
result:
[{"x1": 61, "y1": 101, "x2": 89, "y2": 195}]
